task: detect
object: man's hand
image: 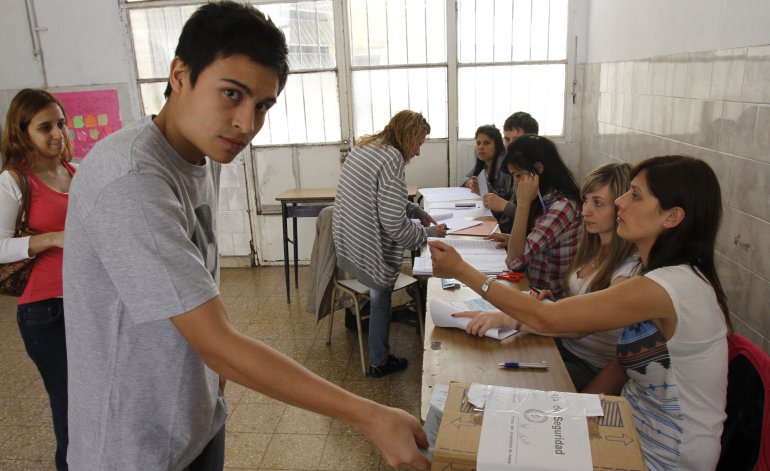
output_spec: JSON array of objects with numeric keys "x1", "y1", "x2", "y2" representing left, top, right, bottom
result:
[{"x1": 357, "y1": 404, "x2": 430, "y2": 470}]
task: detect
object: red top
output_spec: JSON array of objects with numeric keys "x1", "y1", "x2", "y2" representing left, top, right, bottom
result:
[{"x1": 19, "y1": 162, "x2": 76, "y2": 305}]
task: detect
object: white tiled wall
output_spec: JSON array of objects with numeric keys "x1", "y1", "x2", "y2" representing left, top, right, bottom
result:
[{"x1": 580, "y1": 45, "x2": 770, "y2": 353}]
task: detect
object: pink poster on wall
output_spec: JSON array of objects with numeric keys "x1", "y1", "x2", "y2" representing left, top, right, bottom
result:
[{"x1": 54, "y1": 89, "x2": 122, "y2": 158}]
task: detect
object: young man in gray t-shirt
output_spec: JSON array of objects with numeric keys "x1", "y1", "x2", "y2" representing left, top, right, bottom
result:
[{"x1": 63, "y1": 3, "x2": 429, "y2": 470}]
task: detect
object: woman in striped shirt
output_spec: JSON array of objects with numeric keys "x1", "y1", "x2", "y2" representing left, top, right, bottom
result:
[{"x1": 333, "y1": 110, "x2": 447, "y2": 378}]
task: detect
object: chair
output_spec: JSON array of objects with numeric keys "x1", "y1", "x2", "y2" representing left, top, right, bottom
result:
[
  {"x1": 328, "y1": 274, "x2": 424, "y2": 376},
  {"x1": 717, "y1": 333, "x2": 770, "y2": 471},
  {"x1": 318, "y1": 208, "x2": 425, "y2": 376}
]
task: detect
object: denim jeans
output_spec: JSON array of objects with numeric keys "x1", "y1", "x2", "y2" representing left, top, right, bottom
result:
[
  {"x1": 17, "y1": 298, "x2": 68, "y2": 471},
  {"x1": 368, "y1": 286, "x2": 393, "y2": 367},
  {"x1": 185, "y1": 424, "x2": 225, "y2": 471}
]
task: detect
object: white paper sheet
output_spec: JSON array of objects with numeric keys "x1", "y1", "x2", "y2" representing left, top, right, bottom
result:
[
  {"x1": 429, "y1": 298, "x2": 518, "y2": 340},
  {"x1": 445, "y1": 218, "x2": 482, "y2": 233},
  {"x1": 420, "y1": 187, "x2": 482, "y2": 203},
  {"x1": 472, "y1": 385, "x2": 603, "y2": 471},
  {"x1": 477, "y1": 169, "x2": 490, "y2": 196}
]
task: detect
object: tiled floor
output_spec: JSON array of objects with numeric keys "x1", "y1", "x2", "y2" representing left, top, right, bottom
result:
[{"x1": 0, "y1": 266, "x2": 424, "y2": 470}]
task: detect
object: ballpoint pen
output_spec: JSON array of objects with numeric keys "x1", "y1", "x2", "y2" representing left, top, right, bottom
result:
[
  {"x1": 530, "y1": 171, "x2": 547, "y2": 212},
  {"x1": 498, "y1": 361, "x2": 549, "y2": 369}
]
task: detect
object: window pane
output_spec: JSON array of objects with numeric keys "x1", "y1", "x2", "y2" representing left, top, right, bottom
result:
[
  {"x1": 251, "y1": 72, "x2": 341, "y2": 145},
  {"x1": 530, "y1": 0, "x2": 550, "y2": 60},
  {"x1": 458, "y1": 64, "x2": 565, "y2": 137},
  {"x1": 130, "y1": 6, "x2": 198, "y2": 80},
  {"x1": 548, "y1": 0, "x2": 568, "y2": 60},
  {"x1": 349, "y1": 0, "x2": 446, "y2": 66},
  {"x1": 458, "y1": 0, "x2": 567, "y2": 64},
  {"x1": 352, "y1": 68, "x2": 447, "y2": 138},
  {"x1": 259, "y1": 1, "x2": 336, "y2": 70},
  {"x1": 139, "y1": 82, "x2": 167, "y2": 116}
]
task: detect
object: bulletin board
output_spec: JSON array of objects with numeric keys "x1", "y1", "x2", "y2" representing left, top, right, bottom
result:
[{"x1": 54, "y1": 89, "x2": 122, "y2": 158}]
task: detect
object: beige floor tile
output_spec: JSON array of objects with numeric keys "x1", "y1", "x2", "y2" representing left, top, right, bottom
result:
[
  {"x1": 318, "y1": 434, "x2": 380, "y2": 471},
  {"x1": 227, "y1": 403, "x2": 286, "y2": 434},
  {"x1": 224, "y1": 431, "x2": 272, "y2": 468},
  {"x1": 275, "y1": 406, "x2": 332, "y2": 435},
  {"x1": 259, "y1": 433, "x2": 326, "y2": 470},
  {"x1": 0, "y1": 459, "x2": 56, "y2": 471}
]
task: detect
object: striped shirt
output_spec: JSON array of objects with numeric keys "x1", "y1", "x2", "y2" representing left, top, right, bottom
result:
[
  {"x1": 508, "y1": 189, "x2": 580, "y2": 298},
  {"x1": 333, "y1": 144, "x2": 428, "y2": 290}
]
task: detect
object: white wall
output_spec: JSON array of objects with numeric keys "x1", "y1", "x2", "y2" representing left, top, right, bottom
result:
[
  {"x1": 586, "y1": 0, "x2": 770, "y2": 63},
  {"x1": 0, "y1": 0, "x2": 141, "y2": 129}
]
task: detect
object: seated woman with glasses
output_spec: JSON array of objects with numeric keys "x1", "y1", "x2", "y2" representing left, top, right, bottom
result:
[{"x1": 489, "y1": 134, "x2": 582, "y2": 298}]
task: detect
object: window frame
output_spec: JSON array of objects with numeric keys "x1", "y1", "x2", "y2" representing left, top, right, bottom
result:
[{"x1": 119, "y1": 0, "x2": 576, "y2": 147}]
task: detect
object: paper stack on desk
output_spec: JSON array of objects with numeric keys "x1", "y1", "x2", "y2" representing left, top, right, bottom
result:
[
  {"x1": 413, "y1": 238, "x2": 508, "y2": 275},
  {"x1": 430, "y1": 298, "x2": 518, "y2": 340}
]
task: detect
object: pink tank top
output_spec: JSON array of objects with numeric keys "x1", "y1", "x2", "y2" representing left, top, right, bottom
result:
[{"x1": 19, "y1": 162, "x2": 75, "y2": 304}]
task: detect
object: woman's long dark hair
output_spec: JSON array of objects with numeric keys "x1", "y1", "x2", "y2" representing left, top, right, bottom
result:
[
  {"x1": 632, "y1": 155, "x2": 730, "y2": 327},
  {"x1": 471, "y1": 125, "x2": 505, "y2": 189},
  {"x1": 502, "y1": 134, "x2": 580, "y2": 228}
]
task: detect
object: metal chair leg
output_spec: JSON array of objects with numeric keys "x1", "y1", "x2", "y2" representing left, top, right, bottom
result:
[
  {"x1": 352, "y1": 296, "x2": 368, "y2": 376},
  {"x1": 326, "y1": 286, "x2": 337, "y2": 346}
]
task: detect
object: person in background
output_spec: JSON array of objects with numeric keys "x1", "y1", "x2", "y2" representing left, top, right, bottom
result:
[
  {"x1": 430, "y1": 155, "x2": 730, "y2": 471},
  {"x1": 502, "y1": 111, "x2": 539, "y2": 149},
  {"x1": 490, "y1": 134, "x2": 581, "y2": 297},
  {"x1": 334, "y1": 109, "x2": 446, "y2": 378},
  {"x1": 483, "y1": 112, "x2": 540, "y2": 232},
  {"x1": 0, "y1": 88, "x2": 75, "y2": 470},
  {"x1": 457, "y1": 163, "x2": 638, "y2": 391},
  {"x1": 63, "y1": 3, "x2": 430, "y2": 470},
  {"x1": 459, "y1": 125, "x2": 514, "y2": 231}
]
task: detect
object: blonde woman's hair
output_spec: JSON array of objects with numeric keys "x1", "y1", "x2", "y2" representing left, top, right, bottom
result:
[
  {"x1": 356, "y1": 110, "x2": 430, "y2": 163},
  {"x1": 566, "y1": 162, "x2": 637, "y2": 294}
]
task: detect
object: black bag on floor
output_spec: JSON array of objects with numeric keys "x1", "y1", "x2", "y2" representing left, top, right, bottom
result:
[{"x1": 344, "y1": 300, "x2": 369, "y2": 333}]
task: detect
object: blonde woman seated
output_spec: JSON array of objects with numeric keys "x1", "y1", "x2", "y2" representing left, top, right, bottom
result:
[
  {"x1": 429, "y1": 156, "x2": 730, "y2": 471},
  {"x1": 454, "y1": 163, "x2": 638, "y2": 391}
]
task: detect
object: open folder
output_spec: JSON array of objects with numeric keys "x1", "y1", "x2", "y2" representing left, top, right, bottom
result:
[{"x1": 430, "y1": 298, "x2": 518, "y2": 340}]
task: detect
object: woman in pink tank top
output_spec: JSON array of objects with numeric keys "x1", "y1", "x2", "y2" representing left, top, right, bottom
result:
[{"x1": 0, "y1": 89, "x2": 75, "y2": 470}]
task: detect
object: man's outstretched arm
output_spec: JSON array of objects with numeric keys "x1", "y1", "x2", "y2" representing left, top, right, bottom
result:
[{"x1": 171, "y1": 296, "x2": 430, "y2": 470}]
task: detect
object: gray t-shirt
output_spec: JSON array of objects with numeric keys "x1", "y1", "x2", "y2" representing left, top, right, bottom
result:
[{"x1": 63, "y1": 116, "x2": 225, "y2": 470}]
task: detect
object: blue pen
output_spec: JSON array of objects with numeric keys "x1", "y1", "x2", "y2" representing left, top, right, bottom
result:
[{"x1": 498, "y1": 361, "x2": 549, "y2": 369}]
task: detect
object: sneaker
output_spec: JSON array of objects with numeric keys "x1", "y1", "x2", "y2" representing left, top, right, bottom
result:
[{"x1": 368, "y1": 355, "x2": 408, "y2": 378}]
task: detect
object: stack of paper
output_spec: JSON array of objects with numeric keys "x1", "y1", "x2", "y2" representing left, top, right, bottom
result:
[
  {"x1": 420, "y1": 187, "x2": 481, "y2": 203},
  {"x1": 413, "y1": 238, "x2": 508, "y2": 276}
]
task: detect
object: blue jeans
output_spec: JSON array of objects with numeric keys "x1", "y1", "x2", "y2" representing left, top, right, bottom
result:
[
  {"x1": 185, "y1": 425, "x2": 225, "y2": 471},
  {"x1": 17, "y1": 298, "x2": 68, "y2": 471},
  {"x1": 368, "y1": 286, "x2": 393, "y2": 367}
]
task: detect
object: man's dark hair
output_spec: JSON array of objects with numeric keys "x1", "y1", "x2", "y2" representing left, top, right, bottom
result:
[
  {"x1": 503, "y1": 111, "x2": 539, "y2": 134},
  {"x1": 163, "y1": 1, "x2": 289, "y2": 98}
]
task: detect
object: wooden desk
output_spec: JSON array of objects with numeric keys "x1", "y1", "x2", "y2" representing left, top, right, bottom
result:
[
  {"x1": 275, "y1": 185, "x2": 418, "y2": 304},
  {"x1": 421, "y1": 277, "x2": 575, "y2": 421}
]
